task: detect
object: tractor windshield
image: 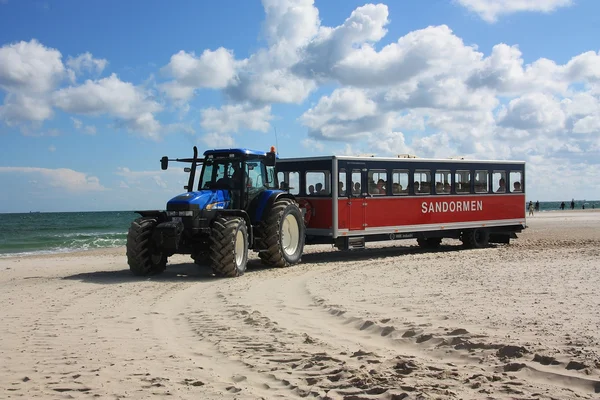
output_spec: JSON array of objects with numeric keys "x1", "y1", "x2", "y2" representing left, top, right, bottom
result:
[{"x1": 199, "y1": 159, "x2": 243, "y2": 190}]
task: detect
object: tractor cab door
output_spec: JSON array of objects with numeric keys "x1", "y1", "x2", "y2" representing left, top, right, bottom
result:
[{"x1": 242, "y1": 158, "x2": 271, "y2": 210}]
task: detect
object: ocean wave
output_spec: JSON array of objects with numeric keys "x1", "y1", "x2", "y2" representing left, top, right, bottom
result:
[{"x1": 0, "y1": 232, "x2": 127, "y2": 257}]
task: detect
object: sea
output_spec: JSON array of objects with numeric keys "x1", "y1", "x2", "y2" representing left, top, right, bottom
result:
[{"x1": 1, "y1": 200, "x2": 599, "y2": 257}]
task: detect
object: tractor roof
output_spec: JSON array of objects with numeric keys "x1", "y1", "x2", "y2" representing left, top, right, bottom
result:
[{"x1": 203, "y1": 148, "x2": 274, "y2": 157}]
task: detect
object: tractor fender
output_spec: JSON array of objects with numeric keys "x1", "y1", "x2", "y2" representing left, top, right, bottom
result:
[{"x1": 255, "y1": 191, "x2": 296, "y2": 223}]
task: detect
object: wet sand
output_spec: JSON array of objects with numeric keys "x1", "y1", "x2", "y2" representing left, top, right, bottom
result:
[{"x1": 1, "y1": 210, "x2": 599, "y2": 399}]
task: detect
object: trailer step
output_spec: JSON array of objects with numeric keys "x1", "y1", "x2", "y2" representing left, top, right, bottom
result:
[{"x1": 347, "y1": 236, "x2": 365, "y2": 250}]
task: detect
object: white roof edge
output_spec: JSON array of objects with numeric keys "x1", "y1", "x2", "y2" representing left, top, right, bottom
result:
[{"x1": 277, "y1": 155, "x2": 526, "y2": 164}]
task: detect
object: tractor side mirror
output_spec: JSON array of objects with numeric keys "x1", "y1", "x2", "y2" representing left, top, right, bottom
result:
[
  {"x1": 160, "y1": 156, "x2": 169, "y2": 170},
  {"x1": 265, "y1": 152, "x2": 276, "y2": 166},
  {"x1": 184, "y1": 167, "x2": 191, "y2": 173}
]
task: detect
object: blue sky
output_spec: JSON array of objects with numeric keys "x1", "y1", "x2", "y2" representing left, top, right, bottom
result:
[{"x1": 1, "y1": 0, "x2": 599, "y2": 212}]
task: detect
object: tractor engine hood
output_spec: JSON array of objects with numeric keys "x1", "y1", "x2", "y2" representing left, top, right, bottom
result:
[{"x1": 167, "y1": 190, "x2": 231, "y2": 211}]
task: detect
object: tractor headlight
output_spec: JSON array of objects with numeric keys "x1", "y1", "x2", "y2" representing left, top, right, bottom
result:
[
  {"x1": 166, "y1": 211, "x2": 194, "y2": 217},
  {"x1": 205, "y1": 202, "x2": 226, "y2": 210}
]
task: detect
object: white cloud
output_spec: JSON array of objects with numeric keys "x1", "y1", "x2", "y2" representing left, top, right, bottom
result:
[
  {"x1": 70, "y1": 117, "x2": 97, "y2": 135},
  {"x1": 301, "y1": 137, "x2": 324, "y2": 152},
  {"x1": 0, "y1": 167, "x2": 105, "y2": 192},
  {"x1": 160, "y1": 48, "x2": 236, "y2": 101},
  {"x1": 116, "y1": 167, "x2": 188, "y2": 192},
  {"x1": 0, "y1": 93, "x2": 53, "y2": 124},
  {"x1": 201, "y1": 132, "x2": 235, "y2": 148},
  {"x1": 498, "y1": 92, "x2": 566, "y2": 132},
  {"x1": 455, "y1": 0, "x2": 573, "y2": 23},
  {"x1": 0, "y1": 39, "x2": 65, "y2": 94},
  {"x1": 53, "y1": 73, "x2": 163, "y2": 139},
  {"x1": 66, "y1": 52, "x2": 107, "y2": 77},
  {"x1": 200, "y1": 104, "x2": 273, "y2": 134}
]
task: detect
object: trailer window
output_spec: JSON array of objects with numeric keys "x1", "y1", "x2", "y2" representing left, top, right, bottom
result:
[
  {"x1": 306, "y1": 171, "x2": 330, "y2": 195},
  {"x1": 455, "y1": 170, "x2": 470, "y2": 194},
  {"x1": 368, "y1": 169, "x2": 387, "y2": 195},
  {"x1": 492, "y1": 171, "x2": 506, "y2": 193},
  {"x1": 510, "y1": 170, "x2": 523, "y2": 192},
  {"x1": 475, "y1": 170, "x2": 489, "y2": 193},
  {"x1": 338, "y1": 169, "x2": 347, "y2": 196},
  {"x1": 277, "y1": 171, "x2": 299, "y2": 195},
  {"x1": 414, "y1": 170, "x2": 431, "y2": 195},
  {"x1": 351, "y1": 170, "x2": 362, "y2": 195},
  {"x1": 435, "y1": 170, "x2": 451, "y2": 194},
  {"x1": 391, "y1": 170, "x2": 408, "y2": 195}
]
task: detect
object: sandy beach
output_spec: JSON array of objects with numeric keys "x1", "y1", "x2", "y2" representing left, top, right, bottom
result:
[{"x1": 1, "y1": 210, "x2": 599, "y2": 399}]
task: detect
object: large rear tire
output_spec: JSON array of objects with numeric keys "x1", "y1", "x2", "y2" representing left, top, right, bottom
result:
[
  {"x1": 126, "y1": 217, "x2": 167, "y2": 276},
  {"x1": 258, "y1": 198, "x2": 305, "y2": 268},
  {"x1": 209, "y1": 216, "x2": 248, "y2": 277},
  {"x1": 462, "y1": 228, "x2": 490, "y2": 249}
]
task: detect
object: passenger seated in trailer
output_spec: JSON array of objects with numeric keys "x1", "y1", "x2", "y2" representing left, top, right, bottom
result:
[
  {"x1": 392, "y1": 183, "x2": 402, "y2": 194},
  {"x1": 308, "y1": 184, "x2": 315, "y2": 195},
  {"x1": 513, "y1": 181, "x2": 521, "y2": 192},
  {"x1": 413, "y1": 181, "x2": 420, "y2": 194},
  {"x1": 376, "y1": 179, "x2": 386, "y2": 194},
  {"x1": 420, "y1": 181, "x2": 430, "y2": 194},
  {"x1": 435, "y1": 182, "x2": 443, "y2": 193},
  {"x1": 496, "y1": 177, "x2": 506, "y2": 193},
  {"x1": 338, "y1": 181, "x2": 345, "y2": 196},
  {"x1": 444, "y1": 182, "x2": 451, "y2": 193},
  {"x1": 353, "y1": 182, "x2": 361, "y2": 195},
  {"x1": 315, "y1": 182, "x2": 326, "y2": 194}
]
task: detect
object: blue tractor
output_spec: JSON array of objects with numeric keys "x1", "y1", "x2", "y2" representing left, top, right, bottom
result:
[{"x1": 126, "y1": 146, "x2": 305, "y2": 277}]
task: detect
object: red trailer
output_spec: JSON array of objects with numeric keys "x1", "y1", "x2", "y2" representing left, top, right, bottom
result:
[{"x1": 275, "y1": 155, "x2": 526, "y2": 250}]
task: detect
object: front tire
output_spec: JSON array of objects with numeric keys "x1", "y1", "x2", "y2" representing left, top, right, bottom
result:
[
  {"x1": 209, "y1": 217, "x2": 248, "y2": 277},
  {"x1": 126, "y1": 217, "x2": 168, "y2": 276},
  {"x1": 259, "y1": 198, "x2": 305, "y2": 268}
]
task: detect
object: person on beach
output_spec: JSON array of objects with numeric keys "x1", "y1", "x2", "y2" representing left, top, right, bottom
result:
[
  {"x1": 535, "y1": 201, "x2": 540, "y2": 212},
  {"x1": 528, "y1": 201, "x2": 534, "y2": 216},
  {"x1": 571, "y1": 199, "x2": 575, "y2": 210},
  {"x1": 560, "y1": 202, "x2": 565, "y2": 210}
]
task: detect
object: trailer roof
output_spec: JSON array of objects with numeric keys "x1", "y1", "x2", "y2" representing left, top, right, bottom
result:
[{"x1": 276, "y1": 155, "x2": 525, "y2": 165}]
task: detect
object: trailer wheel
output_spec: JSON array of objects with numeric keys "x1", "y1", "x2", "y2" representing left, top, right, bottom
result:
[
  {"x1": 209, "y1": 216, "x2": 248, "y2": 277},
  {"x1": 126, "y1": 217, "x2": 168, "y2": 276},
  {"x1": 417, "y1": 237, "x2": 442, "y2": 249},
  {"x1": 259, "y1": 198, "x2": 305, "y2": 268},
  {"x1": 462, "y1": 228, "x2": 490, "y2": 249}
]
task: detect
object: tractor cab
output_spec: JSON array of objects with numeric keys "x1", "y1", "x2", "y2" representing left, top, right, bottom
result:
[
  {"x1": 199, "y1": 148, "x2": 278, "y2": 209},
  {"x1": 159, "y1": 146, "x2": 280, "y2": 213}
]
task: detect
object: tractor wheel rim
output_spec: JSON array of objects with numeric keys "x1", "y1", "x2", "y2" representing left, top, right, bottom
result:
[
  {"x1": 235, "y1": 228, "x2": 245, "y2": 267},
  {"x1": 282, "y1": 214, "x2": 300, "y2": 256}
]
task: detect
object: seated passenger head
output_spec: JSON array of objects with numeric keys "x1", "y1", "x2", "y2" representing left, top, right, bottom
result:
[
  {"x1": 315, "y1": 183, "x2": 323, "y2": 192},
  {"x1": 308, "y1": 184, "x2": 315, "y2": 194},
  {"x1": 513, "y1": 181, "x2": 521, "y2": 191}
]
